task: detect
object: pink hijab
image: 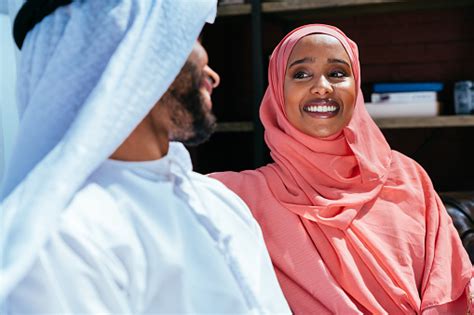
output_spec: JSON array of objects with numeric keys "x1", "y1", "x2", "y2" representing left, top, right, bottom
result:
[{"x1": 211, "y1": 24, "x2": 472, "y2": 314}]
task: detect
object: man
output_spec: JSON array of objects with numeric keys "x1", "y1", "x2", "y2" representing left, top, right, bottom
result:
[{"x1": 1, "y1": 0, "x2": 290, "y2": 313}]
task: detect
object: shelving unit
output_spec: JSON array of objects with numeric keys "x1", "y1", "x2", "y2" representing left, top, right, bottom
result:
[
  {"x1": 198, "y1": 0, "x2": 474, "y2": 191},
  {"x1": 217, "y1": 116, "x2": 474, "y2": 132},
  {"x1": 217, "y1": 0, "x2": 473, "y2": 17},
  {"x1": 217, "y1": 3, "x2": 251, "y2": 16},
  {"x1": 217, "y1": 121, "x2": 254, "y2": 132},
  {"x1": 374, "y1": 115, "x2": 474, "y2": 129}
]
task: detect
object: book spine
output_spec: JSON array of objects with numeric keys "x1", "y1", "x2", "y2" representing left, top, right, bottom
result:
[
  {"x1": 371, "y1": 91, "x2": 437, "y2": 103},
  {"x1": 373, "y1": 82, "x2": 443, "y2": 93}
]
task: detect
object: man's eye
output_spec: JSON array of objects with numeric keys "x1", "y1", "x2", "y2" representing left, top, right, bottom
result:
[
  {"x1": 294, "y1": 71, "x2": 310, "y2": 79},
  {"x1": 330, "y1": 70, "x2": 347, "y2": 78}
]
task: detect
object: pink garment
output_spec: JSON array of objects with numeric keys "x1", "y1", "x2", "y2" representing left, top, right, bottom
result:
[{"x1": 210, "y1": 24, "x2": 472, "y2": 314}]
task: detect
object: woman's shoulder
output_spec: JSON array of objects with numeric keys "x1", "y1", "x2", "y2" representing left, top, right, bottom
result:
[
  {"x1": 209, "y1": 168, "x2": 267, "y2": 190},
  {"x1": 387, "y1": 150, "x2": 439, "y2": 205},
  {"x1": 389, "y1": 150, "x2": 431, "y2": 181},
  {"x1": 208, "y1": 166, "x2": 275, "y2": 206},
  {"x1": 390, "y1": 150, "x2": 418, "y2": 167}
]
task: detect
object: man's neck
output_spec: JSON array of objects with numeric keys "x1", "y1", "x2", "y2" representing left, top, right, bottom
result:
[{"x1": 110, "y1": 115, "x2": 169, "y2": 161}]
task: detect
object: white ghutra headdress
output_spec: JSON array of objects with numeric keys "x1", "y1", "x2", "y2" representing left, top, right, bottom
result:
[{"x1": 1, "y1": 0, "x2": 217, "y2": 301}]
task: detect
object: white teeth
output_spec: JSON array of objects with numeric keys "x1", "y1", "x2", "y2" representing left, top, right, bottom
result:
[{"x1": 305, "y1": 105, "x2": 338, "y2": 113}]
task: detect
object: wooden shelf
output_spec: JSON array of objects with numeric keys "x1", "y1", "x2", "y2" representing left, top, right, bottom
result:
[
  {"x1": 374, "y1": 115, "x2": 474, "y2": 129},
  {"x1": 216, "y1": 116, "x2": 474, "y2": 132},
  {"x1": 262, "y1": 0, "x2": 402, "y2": 13},
  {"x1": 217, "y1": 3, "x2": 251, "y2": 16},
  {"x1": 216, "y1": 121, "x2": 254, "y2": 132},
  {"x1": 217, "y1": 0, "x2": 473, "y2": 17}
]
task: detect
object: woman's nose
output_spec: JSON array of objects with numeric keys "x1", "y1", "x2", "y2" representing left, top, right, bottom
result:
[
  {"x1": 310, "y1": 76, "x2": 333, "y2": 96},
  {"x1": 204, "y1": 65, "x2": 220, "y2": 88}
]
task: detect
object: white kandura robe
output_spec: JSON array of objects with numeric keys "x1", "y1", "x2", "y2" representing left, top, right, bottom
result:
[{"x1": 6, "y1": 143, "x2": 290, "y2": 314}]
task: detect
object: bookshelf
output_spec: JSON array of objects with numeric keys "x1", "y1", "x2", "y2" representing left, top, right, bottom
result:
[
  {"x1": 217, "y1": 0, "x2": 473, "y2": 17},
  {"x1": 217, "y1": 116, "x2": 474, "y2": 132},
  {"x1": 216, "y1": 121, "x2": 254, "y2": 132},
  {"x1": 217, "y1": 3, "x2": 251, "y2": 16},
  {"x1": 374, "y1": 115, "x2": 474, "y2": 129}
]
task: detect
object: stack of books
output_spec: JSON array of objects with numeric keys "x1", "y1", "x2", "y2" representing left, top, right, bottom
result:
[{"x1": 365, "y1": 82, "x2": 442, "y2": 118}]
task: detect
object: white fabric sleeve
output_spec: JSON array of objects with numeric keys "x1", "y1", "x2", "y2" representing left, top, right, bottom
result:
[
  {"x1": 5, "y1": 184, "x2": 145, "y2": 314},
  {"x1": 6, "y1": 232, "x2": 133, "y2": 314}
]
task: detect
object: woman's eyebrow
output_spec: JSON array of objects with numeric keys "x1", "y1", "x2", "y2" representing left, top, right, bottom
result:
[
  {"x1": 328, "y1": 58, "x2": 351, "y2": 67},
  {"x1": 288, "y1": 57, "x2": 315, "y2": 69}
]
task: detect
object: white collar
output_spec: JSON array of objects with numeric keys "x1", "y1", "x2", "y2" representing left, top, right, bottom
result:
[{"x1": 103, "y1": 142, "x2": 192, "y2": 177}]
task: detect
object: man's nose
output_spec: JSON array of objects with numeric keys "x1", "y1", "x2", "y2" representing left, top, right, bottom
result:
[{"x1": 204, "y1": 65, "x2": 220, "y2": 88}]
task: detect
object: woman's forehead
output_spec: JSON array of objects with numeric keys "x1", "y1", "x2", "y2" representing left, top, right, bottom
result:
[{"x1": 289, "y1": 33, "x2": 350, "y2": 61}]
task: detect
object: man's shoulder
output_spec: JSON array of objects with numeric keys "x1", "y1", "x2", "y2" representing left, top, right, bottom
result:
[
  {"x1": 66, "y1": 182, "x2": 118, "y2": 212},
  {"x1": 60, "y1": 182, "x2": 137, "y2": 249}
]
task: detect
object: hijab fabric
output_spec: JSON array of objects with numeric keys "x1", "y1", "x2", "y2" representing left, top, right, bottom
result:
[
  {"x1": 260, "y1": 24, "x2": 392, "y2": 230},
  {"x1": 211, "y1": 24, "x2": 472, "y2": 313},
  {"x1": 0, "y1": 0, "x2": 216, "y2": 301}
]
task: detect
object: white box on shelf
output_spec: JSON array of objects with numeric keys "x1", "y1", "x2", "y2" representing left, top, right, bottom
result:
[
  {"x1": 365, "y1": 102, "x2": 440, "y2": 118},
  {"x1": 371, "y1": 91, "x2": 437, "y2": 103}
]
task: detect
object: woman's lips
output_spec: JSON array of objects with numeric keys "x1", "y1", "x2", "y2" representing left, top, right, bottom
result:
[{"x1": 303, "y1": 99, "x2": 341, "y2": 119}]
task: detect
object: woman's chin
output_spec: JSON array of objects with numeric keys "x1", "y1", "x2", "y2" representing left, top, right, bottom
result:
[{"x1": 302, "y1": 125, "x2": 344, "y2": 139}]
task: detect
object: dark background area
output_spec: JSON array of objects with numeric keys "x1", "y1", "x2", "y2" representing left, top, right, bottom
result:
[{"x1": 190, "y1": 1, "x2": 474, "y2": 192}]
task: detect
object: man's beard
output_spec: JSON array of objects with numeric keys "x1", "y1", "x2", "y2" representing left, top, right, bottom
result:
[{"x1": 167, "y1": 61, "x2": 216, "y2": 146}]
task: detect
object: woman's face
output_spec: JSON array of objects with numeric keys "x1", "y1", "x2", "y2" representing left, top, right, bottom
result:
[{"x1": 284, "y1": 34, "x2": 356, "y2": 138}]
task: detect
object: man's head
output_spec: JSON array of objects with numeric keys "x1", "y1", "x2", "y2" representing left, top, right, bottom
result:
[
  {"x1": 151, "y1": 41, "x2": 220, "y2": 146},
  {"x1": 111, "y1": 40, "x2": 220, "y2": 161}
]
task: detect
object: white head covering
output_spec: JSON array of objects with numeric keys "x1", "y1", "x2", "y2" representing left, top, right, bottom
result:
[
  {"x1": 0, "y1": 0, "x2": 217, "y2": 300},
  {"x1": 0, "y1": 0, "x2": 19, "y2": 193}
]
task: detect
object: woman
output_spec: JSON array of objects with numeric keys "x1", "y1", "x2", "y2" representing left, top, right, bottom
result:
[{"x1": 210, "y1": 24, "x2": 472, "y2": 314}]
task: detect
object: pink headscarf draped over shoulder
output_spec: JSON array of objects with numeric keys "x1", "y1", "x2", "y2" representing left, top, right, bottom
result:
[{"x1": 211, "y1": 24, "x2": 472, "y2": 314}]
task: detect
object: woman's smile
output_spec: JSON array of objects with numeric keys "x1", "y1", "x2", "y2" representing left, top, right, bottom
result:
[{"x1": 302, "y1": 98, "x2": 341, "y2": 119}]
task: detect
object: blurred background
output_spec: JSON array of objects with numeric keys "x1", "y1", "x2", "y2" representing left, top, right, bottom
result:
[{"x1": 196, "y1": 0, "x2": 474, "y2": 194}]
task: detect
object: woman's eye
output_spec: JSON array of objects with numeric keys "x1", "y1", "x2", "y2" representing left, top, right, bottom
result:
[
  {"x1": 330, "y1": 70, "x2": 347, "y2": 78},
  {"x1": 293, "y1": 71, "x2": 310, "y2": 79}
]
